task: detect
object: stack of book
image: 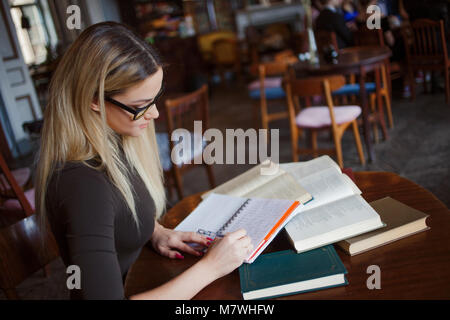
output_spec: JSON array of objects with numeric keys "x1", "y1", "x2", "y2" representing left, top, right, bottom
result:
[{"x1": 175, "y1": 156, "x2": 430, "y2": 300}]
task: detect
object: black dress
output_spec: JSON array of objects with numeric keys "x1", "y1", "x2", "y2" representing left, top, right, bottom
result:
[{"x1": 46, "y1": 152, "x2": 156, "y2": 299}]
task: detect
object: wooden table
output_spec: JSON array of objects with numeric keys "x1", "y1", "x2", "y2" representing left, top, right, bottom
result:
[
  {"x1": 293, "y1": 46, "x2": 392, "y2": 163},
  {"x1": 125, "y1": 172, "x2": 450, "y2": 299}
]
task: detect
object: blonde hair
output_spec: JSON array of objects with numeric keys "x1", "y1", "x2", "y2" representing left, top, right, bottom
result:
[{"x1": 35, "y1": 22, "x2": 166, "y2": 232}]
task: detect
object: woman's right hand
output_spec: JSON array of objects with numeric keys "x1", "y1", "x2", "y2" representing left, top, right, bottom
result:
[{"x1": 200, "y1": 229, "x2": 253, "y2": 280}]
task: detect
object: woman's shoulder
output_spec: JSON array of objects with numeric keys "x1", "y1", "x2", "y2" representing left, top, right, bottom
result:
[
  {"x1": 51, "y1": 159, "x2": 107, "y2": 184},
  {"x1": 48, "y1": 159, "x2": 113, "y2": 203},
  {"x1": 46, "y1": 160, "x2": 116, "y2": 222}
]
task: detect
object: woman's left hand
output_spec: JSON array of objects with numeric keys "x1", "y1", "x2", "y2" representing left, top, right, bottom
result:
[{"x1": 150, "y1": 222, "x2": 211, "y2": 259}]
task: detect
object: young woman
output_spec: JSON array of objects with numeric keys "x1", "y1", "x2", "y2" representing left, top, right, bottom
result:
[{"x1": 35, "y1": 22, "x2": 253, "y2": 300}]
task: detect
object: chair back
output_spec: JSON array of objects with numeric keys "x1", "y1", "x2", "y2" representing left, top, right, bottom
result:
[
  {"x1": 250, "y1": 58, "x2": 298, "y2": 111},
  {"x1": 250, "y1": 57, "x2": 298, "y2": 79},
  {"x1": 285, "y1": 74, "x2": 346, "y2": 130},
  {"x1": 286, "y1": 74, "x2": 346, "y2": 98},
  {"x1": 197, "y1": 31, "x2": 236, "y2": 63},
  {"x1": 164, "y1": 84, "x2": 210, "y2": 135},
  {"x1": 315, "y1": 30, "x2": 338, "y2": 54},
  {"x1": 401, "y1": 19, "x2": 448, "y2": 65},
  {"x1": 0, "y1": 214, "x2": 59, "y2": 297},
  {"x1": 0, "y1": 153, "x2": 34, "y2": 217},
  {"x1": 353, "y1": 27, "x2": 385, "y2": 47},
  {"x1": 211, "y1": 38, "x2": 239, "y2": 65}
]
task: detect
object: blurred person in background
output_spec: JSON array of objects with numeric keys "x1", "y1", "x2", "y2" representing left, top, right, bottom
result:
[
  {"x1": 342, "y1": 0, "x2": 359, "y2": 23},
  {"x1": 315, "y1": 0, "x2": 355, "y2": 48}
]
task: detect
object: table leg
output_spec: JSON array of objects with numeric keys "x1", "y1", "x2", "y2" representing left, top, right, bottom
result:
[{"x1": 359, "y1": 66, "x2": 375, "y2": 162}]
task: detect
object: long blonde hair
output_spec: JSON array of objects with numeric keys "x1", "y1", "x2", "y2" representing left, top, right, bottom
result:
[{"x1": 35, "y1": 22, "x2": 166, "y2": 232}]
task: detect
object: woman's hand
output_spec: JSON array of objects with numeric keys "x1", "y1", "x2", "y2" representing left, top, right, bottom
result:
[
  {"x1": 200, "y1": 229, "x2": 253, "y2": 280},
  {"x1": 133, "y1": 228, "x2": 253, "y2": 300},
  {"x1": 150, "y1": 222, "x2": 210, "y2": 259}
]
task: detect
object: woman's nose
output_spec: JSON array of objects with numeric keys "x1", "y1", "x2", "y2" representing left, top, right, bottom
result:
[{"x1": 144, "y1": 106, "x2": 159, "y2": 120}]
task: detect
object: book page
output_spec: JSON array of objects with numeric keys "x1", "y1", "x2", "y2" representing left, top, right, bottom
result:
[
  {"x1": 243, "y1": 172, "x2": 311, "y2": 203},
  {"x1": 221, "y1": 197, "x2": 298, "y2": 258},
  {"x1": 285, "y1": 194, "x2": 382, "y2": 243},
  {"x1": 201, "y1": 161, "x2": 284, "y2": 200},
  {"x1": 298, "y1": 167, "x2": 360, "y2": 210},
  {"x1": 280, "y1": 155, "x2": 341, "y2": 180},
  {"x1": 175, "y1": 193, "x2": 299, "y2": 263},
  {"x1": 175, "y1": 194, "x2": 248, "y2": 235}
]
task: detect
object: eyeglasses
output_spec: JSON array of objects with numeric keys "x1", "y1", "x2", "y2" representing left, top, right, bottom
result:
[{"x1": 105, "y1": 85, "x2": 164, "y2": 121}]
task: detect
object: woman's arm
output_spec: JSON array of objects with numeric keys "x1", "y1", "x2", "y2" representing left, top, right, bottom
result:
[
  {"x1": 128, "y1": 258, "x2": 215, "y2": 300},
  {"x1": 57, "y1": 169, "x2": 127, "y2": 299},
  {"x1": 129, "y1": 229, "x2": 252, "y2": 300}
]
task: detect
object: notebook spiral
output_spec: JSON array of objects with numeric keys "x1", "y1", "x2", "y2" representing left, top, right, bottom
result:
[{"x1": 216, "y1": 198, "x2": 251, "y2": 237}]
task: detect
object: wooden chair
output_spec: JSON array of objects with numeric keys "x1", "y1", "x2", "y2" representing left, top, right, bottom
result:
[
  {"x1": 333, "y1": 46, "x2": 393, "y2": 135},
  {"x1": 401, "y1": 19, "x2": 450, "y2": 104},
  {"x1": 0, "y1": 214, "x2": 59, "y2": 299},
  {"x1": 353, "y1": 27, "x2": 385, "y2": 47},
  {"x1": 369, "y1": 64, "x2": 394, "y2": 135},
  {"x1": 248, "y1": 57, "x2": 298, "y2": 131},
  {"x1": 353, "y1": 25, "x2": 405, "y2": 90},
  {"x1": 0, "y1": 167, "x2": 32, "y2": 199},
  {"x1": 159, "y1": 84, "x2": 215, "y2": 200},
  {"x1": 0, "y1": 152, "x2": 34, "y2": 228},
  {"x1": 285, "y1": 73, "x2": 365, "y2": 168},
  {"x1": 353, "y1": 28, "x2": 397, "y2": 128},
  {"x1": 211, "y1": 38, "x2": 241, "y2": 85}
]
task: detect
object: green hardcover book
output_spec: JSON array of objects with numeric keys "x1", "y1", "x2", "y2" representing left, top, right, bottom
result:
[{"x1": 239, "y1": 245, "x2": 348, "y2": 300}]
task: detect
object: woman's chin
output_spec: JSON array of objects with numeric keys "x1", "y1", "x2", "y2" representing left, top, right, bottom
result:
[
  {"x1": 127, "y1": 131, "x2": 144, "y2": 137},
  {"x1": 115, "y1": 128, "x2": 146, "y2": 137}
]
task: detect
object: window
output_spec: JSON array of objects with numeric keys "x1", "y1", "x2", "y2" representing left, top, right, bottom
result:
[{"x1": 9, "y1": 0, "x2": 58, "y2": 65}]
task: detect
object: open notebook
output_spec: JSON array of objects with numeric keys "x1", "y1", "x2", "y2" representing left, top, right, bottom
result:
[
  {"x1": 201, "y1": 161, "x2": 313, "y2": 205},
  {"x1": 280, "y1": 156, "x2": 385, "y2": 253},
  {"x1": 175, "y1": 193, "x2": 300, "y2": 263}
]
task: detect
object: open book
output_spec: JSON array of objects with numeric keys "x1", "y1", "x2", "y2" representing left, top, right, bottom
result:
[
  {"x1": 280, "y1": 156, "x2": 385, "y2": 254},
  {"x1": 201, "y1": 161, "x2": 313, "y2": 205},
  {"x1": 175, "y1": 193, "x2": 300, "y2": 263}
]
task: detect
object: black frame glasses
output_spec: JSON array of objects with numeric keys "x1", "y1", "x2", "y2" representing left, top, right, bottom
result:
[{"x1": 105, "y1": 85, "x2": 165, "y2": 121}]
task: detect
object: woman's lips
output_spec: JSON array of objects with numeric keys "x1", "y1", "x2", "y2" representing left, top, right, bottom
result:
[{"x1": 139, "y1": 123, "x2": 149, "y2": 129}]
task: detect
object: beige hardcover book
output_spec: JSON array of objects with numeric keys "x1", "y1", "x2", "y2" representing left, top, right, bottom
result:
[
  {"x1": 336, "y1": 197, "x2": 430, "y2": 256},
  {"x1": 201, "y1": 161, "x2": 313, "y2": 205}
]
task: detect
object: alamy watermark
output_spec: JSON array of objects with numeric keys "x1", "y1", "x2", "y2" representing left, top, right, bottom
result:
[
  {"x1": 66, "y1": 263, "x2": 383, "y2": 291},
  {"x1": 366, "y1": 5, "x2": 381, "y2": 30},
  {"x1": 366, "y1": 265, "x2": 381, "y2": 290},
  {"x1": 170, "y1": 121, "x2": 280, "y2": 176},
  {"x1": 66, "y1": 265, "x2": 81, "y2": 290},
  {"x1": 66, "y1": 5, "x2": 81, "y2": 30}
]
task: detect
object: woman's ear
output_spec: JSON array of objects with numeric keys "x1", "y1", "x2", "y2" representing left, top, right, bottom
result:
[{"x1": 90, "y1": 98, "x2": 100, "y2": 112}]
